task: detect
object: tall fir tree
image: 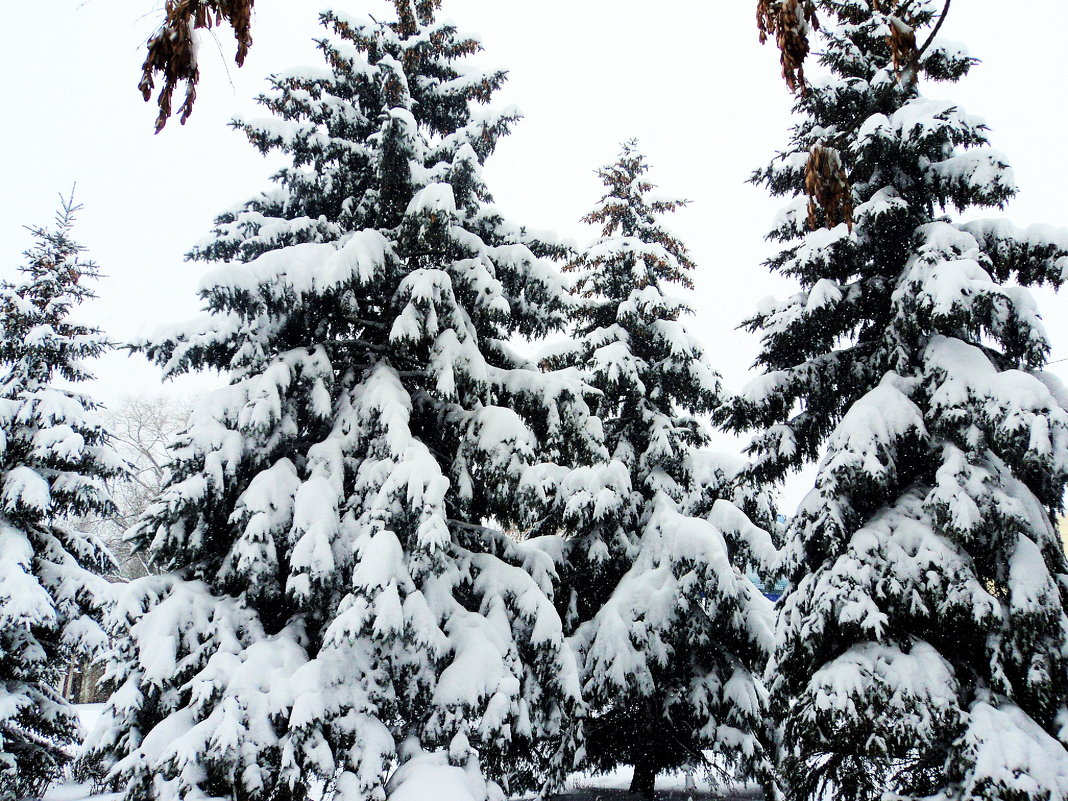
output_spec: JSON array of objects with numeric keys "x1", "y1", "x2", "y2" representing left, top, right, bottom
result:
[
  {"x1": 721, "y1": 2, "x2": 1068, "y2": 800},
  {"x1": 535, "y1": 143, "x2": 777, "y2": 798},
  {"x1": 0, "y1": 197, "x2": 124, "y2": 800},
  {"x1": 87, "y1": 4, "x2": 599, "y2": 801}
]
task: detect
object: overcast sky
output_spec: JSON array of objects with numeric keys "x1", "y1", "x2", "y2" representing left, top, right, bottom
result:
[{"x1": 3, "y1": 1, "x2": 1067, "y2": 508}]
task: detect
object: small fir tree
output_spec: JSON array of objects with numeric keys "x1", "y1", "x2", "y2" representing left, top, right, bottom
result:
[
  {"x1": 722, "y1": 3, "x2": 1068, "y2": 800},
  {"x1": 536, "y1": 144, "x2": 777, "y2": 799},
  {"x1": 87, "y1": 4, "x2": 598, "y2": 801},
  {"x1": 0, "y1": 196, "x2": 124, "y2": 800}
]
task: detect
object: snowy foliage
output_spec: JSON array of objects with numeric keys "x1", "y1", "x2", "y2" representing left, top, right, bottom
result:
[
  {"x1": 535, "y1": 144, "x2": 777, "y2": 797},
  {"x1": 86, "y1": 4, "x2": 596, "y2": 801},
  {"x1": 0, "y1": 198, "x2": 124, "y2": 800},
  {"x1": 720, "y1": 3, "x2": 1068, "y2": 800}
]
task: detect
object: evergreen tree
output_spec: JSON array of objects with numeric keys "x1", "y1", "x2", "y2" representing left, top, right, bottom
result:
[
  {"x1": 537, "y1": 143, "x2": 777, "y2": 799},
  {"x1": 0, "y1": 196, "x2": 123, "y2": 799},
  {"x1": 87, "y1": 4, "x2": 597, "y2": 801},
  {"x1": 722, "y1": 3, "x2": 1068, "y2": 800}
]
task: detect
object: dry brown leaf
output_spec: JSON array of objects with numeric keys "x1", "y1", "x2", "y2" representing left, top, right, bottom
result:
[
  {"x1": 805, "y1": 145, "x2": 854, "y2": 232},
  {"x1": 140, "y1": 0, "x2": 255, "y2": 134},
  {"x1": 870, "y1": 1, "x2": 920, "y2": 81},
  {"x1": 886, "y1": 15, "x2": 918, "y2": 80},
  {"x1": 757, "y1": 0, "x2": 818, "y2": 95}
]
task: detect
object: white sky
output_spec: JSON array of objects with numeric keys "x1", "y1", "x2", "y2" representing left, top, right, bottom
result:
[{"x1": 3, "y1": 0, "x2": 1067, "y2": 510}]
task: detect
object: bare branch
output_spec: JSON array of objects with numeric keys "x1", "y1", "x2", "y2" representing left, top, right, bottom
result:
[{"x1": 917, "y1": 0, "x2": 951, "y2": 60}]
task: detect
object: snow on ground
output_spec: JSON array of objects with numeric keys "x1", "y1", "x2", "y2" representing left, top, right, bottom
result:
[
  {"x1": 44, "y1": 707, "x2": 762, "y2": 801},
  {"x1": 551, "y1": 766, "x2": 762, "y2": 801},
  {"x1": 42, "y1": 785, "x2": 119, "y2": 801},
  {"x1": 73, "y1": 704, "x2": 107, "y2": 738}
]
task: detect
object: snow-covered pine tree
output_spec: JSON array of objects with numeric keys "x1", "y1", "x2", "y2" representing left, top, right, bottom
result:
[
  {"x1": 187, "y1": 3, "x2": 564, "y2": 270},
  {"x1": 536, "y1": 143, "x2": 777, "y2": 799},
  {"x1": 720, "y1": 3, "x2": 1068, "y2": 800},
  {"x1": 0, "y1": 197, "x2": 123, "y2": 800},
  {"x1": 87, "y1": 4, "x2": 597, "y2": 801}
]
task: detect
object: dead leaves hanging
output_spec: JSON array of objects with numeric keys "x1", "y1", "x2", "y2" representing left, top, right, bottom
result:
[
  {"x1": 140, "y1": 0, "x2": 255, "y2": 134},
  {"x1": 886, "y1": 15, "x2": 918, "y2": 77},
  {"x1": 757, "y1": 0, "x2": 818, "y2": 95},
  {"x1": 871, "y1": 0, "x2": 921, "y2": 82},
  {"x1": 757, "y1": 0, "x2": 932, "y2": 94},
  {"x1": 805, "y1": 145, "x2": 853, "y2": 231}
]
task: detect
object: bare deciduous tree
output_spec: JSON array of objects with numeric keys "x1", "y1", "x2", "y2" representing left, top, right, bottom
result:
[{"x1": 77, "y1": 394, "x2": 193, "y2": 579}]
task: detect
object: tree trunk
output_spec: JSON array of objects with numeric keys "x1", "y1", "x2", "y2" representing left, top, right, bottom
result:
[{"x1": 629, "y1": 755, "x2": 657, "y2": 799}]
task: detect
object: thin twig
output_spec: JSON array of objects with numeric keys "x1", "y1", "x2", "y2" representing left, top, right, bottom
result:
[{"x1": 916, "y1": 0, "x2": 951, "y2": 59}]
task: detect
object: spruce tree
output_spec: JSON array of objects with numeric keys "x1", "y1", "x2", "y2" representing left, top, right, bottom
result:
[
  {"x1": 722, "y1": 3, "x2": 1068, "y2": 800},
  {"x1": 0, "y1": 197, "x2": 123, "y2": 800},
  {"x1": 538, "y1": 143, "x2": 777, "y2": 798},
  {"x1": 87, "y1": 4, "x2": 596, "y2": 801}
]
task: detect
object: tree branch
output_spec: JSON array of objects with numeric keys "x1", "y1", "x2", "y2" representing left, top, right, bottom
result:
[{"x1": 916, "y1": 0, "x2": 951, "y2": 59}]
